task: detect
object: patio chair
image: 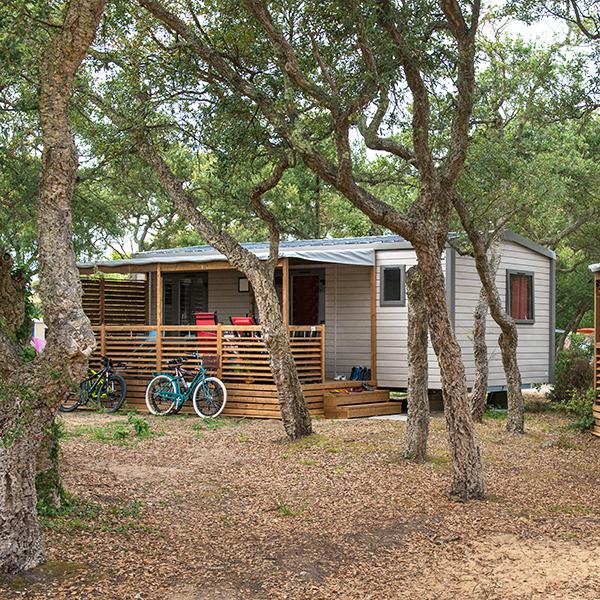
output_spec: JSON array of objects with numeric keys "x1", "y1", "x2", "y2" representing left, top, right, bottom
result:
[
  {"x1": 230, "y1": 315, "x2": 258, "y2": 338},
  {"x1": 193, "y1": 311, "x2": 218, "y2": 338}
]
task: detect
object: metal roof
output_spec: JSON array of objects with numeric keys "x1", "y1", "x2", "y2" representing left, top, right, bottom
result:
[
  {"x1": 78, "y1": 231, "x2": 555, "y2": 270},
  {"x1": 133, "y1": 234, "x2": 406, "y2": 259}
]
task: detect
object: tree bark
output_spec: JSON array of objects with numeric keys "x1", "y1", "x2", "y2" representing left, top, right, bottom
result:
[
  {"x1": 415, "y1": 242, "x2": 485, "y2": 500},
  {"x1": 470, "y1": 241, "x2": 500, "y2": 422},
  {"x1": 556, "y1": 302, "x2": 587, "y2": 352},
  {"x1": 453, "y1": 199, "x2": 525, "y2": 433},
  {"x1": 248, "y1": 272, "x2": 313, "y2": 440},
  {"x1": 470, "y1": 286, "x2": 488, "y2": 422},
  {"x1": 403, "y1": 266, "x2": 429, "y2": 462},
  {"x1": 0, "y1": 0, "x2": 103, "y2": 574},
  {"x1": 0, "y1": 422, "x2": 44, "y2": 575}
]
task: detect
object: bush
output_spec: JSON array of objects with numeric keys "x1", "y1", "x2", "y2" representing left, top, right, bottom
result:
[
  {"x1": 551, "y1": 343, "x2": 593, "y2": 403},
  {"x1": 563, "y1": 388, "x2": 595, "y2": 432}
]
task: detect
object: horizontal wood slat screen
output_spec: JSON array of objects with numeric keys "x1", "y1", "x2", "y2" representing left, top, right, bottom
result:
[
  {"x1": 82, "y1": 278, "x2": 147, "y2": 326},
  {"x1": 90, "y1": 324, "x2": 325, "y2": 386}
]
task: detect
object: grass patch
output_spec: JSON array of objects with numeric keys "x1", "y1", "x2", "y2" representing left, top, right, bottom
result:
[
  {"x1": 64, "y1": 414, "x2": 158, "y2": 445},
  {"x1": 548, "y1": 503, "x2": 595, "y2": 516},
  {"x1": 274, "y1": 498, "x2": 305, "y2": 517},
  {"x1": 484, "y1": 409, "x2": 507, "y2": 420},
  {"x1": 298, "y1": 458, "x2": 318, "y2": 466},
  {"x1": 192, "y1": 417, "x2": 242, "y2": 438},
  {"x1": 40, "y1": 497, "x2": 148, "y2": 533},
  {"x1": 284, "y1": 433, "x2": 374, "y2": 457},
  {"x1": 426, "y1": 453, "x2": 452, "y2": 470}
]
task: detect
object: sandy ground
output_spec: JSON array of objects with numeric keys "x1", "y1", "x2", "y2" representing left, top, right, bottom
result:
[{"x1": 2, "y1": 410, "x2": 600, "y2": 599}]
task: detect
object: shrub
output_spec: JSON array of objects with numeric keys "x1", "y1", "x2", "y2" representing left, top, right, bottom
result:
[
  {"x1": 564, "y1": 388, "x2": 595, "y2": 432},
  {"x1": 551, "y1": 343, "x2": 593, "y2": 403}
]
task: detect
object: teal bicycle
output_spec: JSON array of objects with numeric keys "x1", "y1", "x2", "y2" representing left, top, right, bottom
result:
[{"x1": 145, "y1": 353, "x2": 227, "y2": 418}]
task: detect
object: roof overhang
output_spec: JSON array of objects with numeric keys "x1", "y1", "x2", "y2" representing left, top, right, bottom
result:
[{"x1": 78, "y1": 247, "x2": 375, "y2": 273}]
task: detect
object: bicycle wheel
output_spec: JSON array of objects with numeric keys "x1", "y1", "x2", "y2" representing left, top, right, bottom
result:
[
  {"x1": 59, "y1": 385, "x2": 82, "y2": 413},
  {"x1": 192, "y1": 377, "x2": 227, "y2": 418},
  {"x1": 98, "y1": 374, "x2": 127, "y2": 413},
  {"x1": 145, "y1": 375, "x2": 177, "y2": 416}
]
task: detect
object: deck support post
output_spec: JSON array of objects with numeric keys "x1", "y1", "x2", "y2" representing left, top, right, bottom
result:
[
  {"x1": 282, "y1": 257, "x2": 290, "y2": 327},
  {"x1": 100, "y1": 324, "x2": 106, "y2": 356},
  {"x1": 217, "y1": 323, "x2": 223, "y2": 379},
  {"x1": 370, "y1": 265, "x2": 377, "y2": 385},
  {"x1": 156, "y1": 265, "x2": 163, "y2": 371},
  {"x1": 99, "y1": 277, "x2": 105, "y2": 324}
]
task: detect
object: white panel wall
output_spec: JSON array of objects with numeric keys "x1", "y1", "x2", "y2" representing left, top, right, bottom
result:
[
  {"x1": 324, "y1": 264, "x2": 372, "y2": 379},
  {"x1": 207, "y1": 269, "x2": 251, "y2": 324},
  {"x1": 453, "y1": 241, "x2": 552, "y2": 387},
  {"x1": 375, "y1": 248, "x2": 443, "y2": 389}
]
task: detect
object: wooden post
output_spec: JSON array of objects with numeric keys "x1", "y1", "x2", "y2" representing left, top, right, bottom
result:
[
  {"x1": 100, "y1": 324, "x2": 106, "y2": 356},
  {"x1": 370, "y1": 265, "x2": 377, "y2": 385},
  {"x1": 282, "y1": 258, "x2": 290, "y2": 327},
  {"x1": 217, "y1": 323, "x2": 223, "y2": 379},
  {"x1": 156, "y1": 266, "x2": 163, "y2": 371},
  {"x1": 99, "y1": 278, "x2": 105, "y2": 325},
  {"x1": 320, "y1": 325, "x2": 326, "y2": 383}
]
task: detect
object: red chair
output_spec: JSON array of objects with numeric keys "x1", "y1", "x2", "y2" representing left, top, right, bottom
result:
[
  {"x1": 194, "y1": 312, "x2": 218, "y2": 338},
  {"x1": 230, "y1": 316, "x2": 257, "y2": 337}
]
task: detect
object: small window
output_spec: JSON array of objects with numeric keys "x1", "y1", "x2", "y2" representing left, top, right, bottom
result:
[
  {"x1": 506, "y1": 270, "x2": 534, "y2": 324},
  {"x1": 380, "y1": 266, "x2": 406, "y2": 306}
]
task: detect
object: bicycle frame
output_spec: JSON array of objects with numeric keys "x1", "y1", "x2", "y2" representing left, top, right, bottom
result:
[
  {"x1": 79, "y1": 366, "x2": 110, "y2": 404},
  {"x1": 158, "y1": 363, "x2": 212, "y2": 410}
]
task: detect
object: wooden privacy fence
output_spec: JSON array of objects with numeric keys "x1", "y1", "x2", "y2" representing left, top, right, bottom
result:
[
  {"x1": 82, "y1": 278, "x2": 148, "y2": 325},
  {"x1": 91, "y1": 324, "x2": 325, "y2": 385}
]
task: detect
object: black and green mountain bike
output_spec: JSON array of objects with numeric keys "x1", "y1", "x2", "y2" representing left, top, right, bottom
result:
[{"x1": 59, "y1": 356, "x2": 127, "y2": 413}]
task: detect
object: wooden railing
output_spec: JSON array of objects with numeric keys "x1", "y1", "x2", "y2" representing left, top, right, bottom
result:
[{"x1": 91, "y1": 324, "x2": 325, "y2": 384}]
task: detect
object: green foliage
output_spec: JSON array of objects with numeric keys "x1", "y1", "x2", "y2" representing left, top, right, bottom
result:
[
  {"x1": 274, "y1": 498, "x2": 305, "y2": 518},
  {"x1": 551, "y1": 342, "x2": 593, "y2": 403},
  {"x1": 191, "y1": 417, "x2": 240, "y2": 438},
  {"x1": 68, "y1": 415, "x2": 157, "y2": 445},
  {"x1": 35, "y1": 417, "x2": 69, "y2": 515},
  {"x1": 563, "y1": 389, "x2": 595, "y2": 432},
  {"x1": 39, "y1": 496, "x2": 146, "y2": 533}
]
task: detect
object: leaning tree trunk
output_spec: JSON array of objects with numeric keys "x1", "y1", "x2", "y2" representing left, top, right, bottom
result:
[
  {"x1": 470, "y1": 286, "x2": 489, "y2": 423},
  {"x1": 0, "y1": 0, "x2": 102, "y2": 574},
  {"x1": 403, "y1": 266, "x2": 430, "y2": 462},
  {"x1": 556, "y1": 303, "x2": 587, "y2": 353},
  {"x1": 127, "y1": 134, "x2": 313, "y2": 440},
  {"x1": 415, "y1": 243, "x2": 485, "y2": 500},
  {"x1": 249, "y1": 271, "x2": 312, "y2": 440}
]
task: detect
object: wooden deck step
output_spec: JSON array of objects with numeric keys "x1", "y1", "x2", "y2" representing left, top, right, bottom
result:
[{"x1": 324, "y1": 389, "x2": 403, "y2": 419}]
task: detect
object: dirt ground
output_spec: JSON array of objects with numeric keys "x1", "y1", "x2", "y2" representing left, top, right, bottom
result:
[{"x1": 3, "y1": 410, "x2": 600, "y2": 600}]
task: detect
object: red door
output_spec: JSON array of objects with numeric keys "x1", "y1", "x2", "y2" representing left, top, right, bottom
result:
[{"x1": 292, "y1": 275, "x2": 320, "y2": 325}]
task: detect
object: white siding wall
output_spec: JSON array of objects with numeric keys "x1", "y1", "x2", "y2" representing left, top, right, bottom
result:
[
  {"x1": 325, "y1": 264, "x2": 372, "y2": 379},
  {"x1": 375, "y1": 249, "x2": 443, "y2": 389},
  {"x1": 454, "y1": 241, "x2": 552, "y2": 387},
  {"x1": 207, "y1": 269, "x2": 251, "y2": 324}
]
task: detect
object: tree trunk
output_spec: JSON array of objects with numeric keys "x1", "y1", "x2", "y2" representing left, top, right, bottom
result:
[
  {"x1": 0, "y1": 0, "x2": 103, "y2": 574},
  {"x1": 453, "y1": 200, "x2": 526, "y2": 434},
  {"x1": 470, "y1": 242, "x2": 500, "y2": 422},
  {"x1": 470, "y1": 286, "x2": 488, "y2": 423},
  {"x1": 0, "y1": 424, "x2": 44, "y2": 575},
  {"x1": 35, "y1": 418, "x2": 65, "y2": 513},
  {"x1": 124, "y1": 134, "x2": 313, "y2": 440},
  {"x1": 250, "y1": 271, "x2": 312, "y2": 440},
  {"x1": 556, "y1": 303, "x2": 587, "y2": 352},
  {"x1": 415, "y1": 243, "x2": 485, "y2": 500},
  {"x1": 403, "y1": 266, "x2": 429, "y2": 462}
]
